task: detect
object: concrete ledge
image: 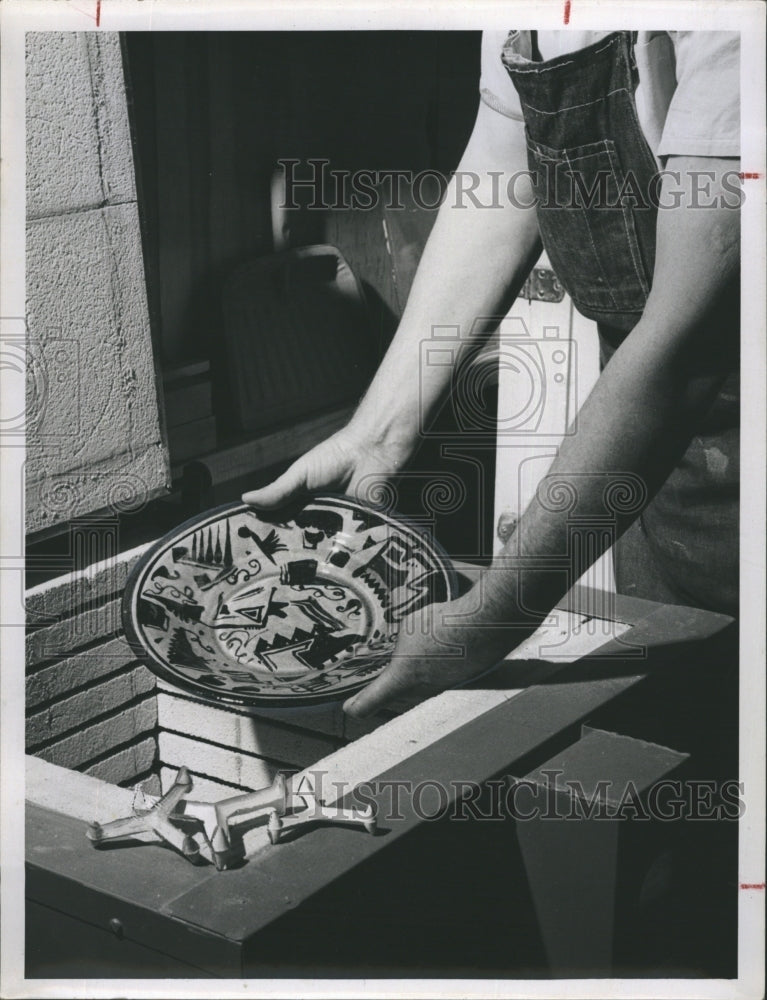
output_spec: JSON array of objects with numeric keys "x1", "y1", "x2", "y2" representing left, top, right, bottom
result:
[{"x1": 26, "y1": 755, "x2": 143, "y2": 825}]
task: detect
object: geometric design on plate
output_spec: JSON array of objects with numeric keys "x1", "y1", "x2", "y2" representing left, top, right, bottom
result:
[{"x1": 123, "y1": 495, "x2": 456, "y2": 706}]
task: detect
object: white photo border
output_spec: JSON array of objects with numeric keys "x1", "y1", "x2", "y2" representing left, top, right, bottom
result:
[{"x1": 1, "y1": 1, "x2": 764, "y2": 998}]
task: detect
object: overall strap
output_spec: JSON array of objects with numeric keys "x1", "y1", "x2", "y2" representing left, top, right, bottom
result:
[{"x1": 530, "y1": 30, "x2": 543, "y2": 62}]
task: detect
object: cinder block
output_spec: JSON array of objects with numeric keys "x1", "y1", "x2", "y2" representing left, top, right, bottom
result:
[
  {"x1": 26, "y1": 205, "x2": 161, "y2": 464},
  {"x1": 25, "y1": 542, "x2": 151, "y2": 627},
  {"x1": 85, "y1": 737, "x2": 157, "y2": 785},
  {"x1": 158, "y1": 732, "x2": 279, "y2": 791},
  {"x1": 160, "y1": 767, "x2": 246, "y2": 803},
  {"x1": 26, "y1": 598, "x2": 122, "y2": 667},
  {"x1": 26, "y1": 635, "x2": 137, "y2": 707},
  {"x1": 26, "y1": 32, "x2": 136, "y2": 219},
  {"x1": 156, "y1": 678, "x2": 345, "y2": 738},
  {"x1": 157, "y1": 693, "x2": 340, "y2": 768},
  {"x1": 36, "y1": 699, "x2": 157, "y2": 771},
  {"x1": 132, "y1": 773, "x2": 163, "y2": 797},
  {"x1": 26, "y1": 203, "x2": 169, "y2": 532},
  {"x1": 83, "y1": 33, "x2": 139, "y2": 207},
  {"x1": 26, "y1": 447, "x2": 172, "y2": 537},
  {"x1": 26, "y1": 666, "x2": 155, "y2": 747}
]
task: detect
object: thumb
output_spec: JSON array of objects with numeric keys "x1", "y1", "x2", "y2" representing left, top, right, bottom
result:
[
  {"x1": 343, "y1": 660, "x2": 415, "y2": 718},
  {"x1": 242, "y1": 460, "x2": 308, "y2": 509}
]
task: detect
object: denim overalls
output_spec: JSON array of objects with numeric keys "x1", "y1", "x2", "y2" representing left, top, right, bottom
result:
[{"x1": 503, "y1": 31, "x2": 739, "y2": 616}]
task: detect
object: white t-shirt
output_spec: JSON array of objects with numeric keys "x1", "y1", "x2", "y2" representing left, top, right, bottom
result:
[{"x1": 479, "y1": 30, "x2": 740, "y2": 159}]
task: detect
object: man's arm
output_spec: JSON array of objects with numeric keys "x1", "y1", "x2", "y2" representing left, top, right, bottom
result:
[
  {"x1": 344, "y1": 156, "x2": 740, "y2": 717},
  {"x1": 350, "y1": 102, "x2": 542, "y2": 450},
  {"x1": 243, "y1": 103, "x2": 541, "y2": 506}
]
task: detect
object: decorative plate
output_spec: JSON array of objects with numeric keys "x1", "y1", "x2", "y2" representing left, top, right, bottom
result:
[{"x1": 122, "y1": 497, "x2": 456, "y2": 706}]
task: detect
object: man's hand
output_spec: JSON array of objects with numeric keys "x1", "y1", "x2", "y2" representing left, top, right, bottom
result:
[
  {"x1": 342, "y1": 583, "x2": 541, "y2": 718},
  {"x1": 348, "y1": 157, "x2": 741, "y2": 717},
  {"x1": 242, "y1": 424, "x2": 414, "y2": 509},
  {"x1": 244, "y1": 103, "x2": 540, "y2": 511}
]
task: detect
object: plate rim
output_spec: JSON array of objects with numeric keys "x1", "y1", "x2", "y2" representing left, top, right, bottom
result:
[{"x1": 121, "y1": 493, "x2": 458, "y2": 709}]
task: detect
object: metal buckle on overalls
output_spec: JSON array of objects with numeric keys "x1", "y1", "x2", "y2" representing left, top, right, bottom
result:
[{"x1": 521, "y1": 266, "x2": 566, "y2": 304}]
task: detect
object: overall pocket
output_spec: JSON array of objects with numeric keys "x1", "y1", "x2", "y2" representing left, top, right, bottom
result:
[{"x1": 527, "y1": 135, "x2": 654, "y2": 317}]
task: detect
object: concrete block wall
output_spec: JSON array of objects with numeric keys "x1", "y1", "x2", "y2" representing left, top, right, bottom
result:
[
  {"x1": 156, "y1": 685, "x2": 347, "y2": 799},
  {"x1": 25, "y1": 544, "x2": 159, "y2": 785},
  {"x1": 26, "y1": 32, "x2": 170, "y2": 534}
]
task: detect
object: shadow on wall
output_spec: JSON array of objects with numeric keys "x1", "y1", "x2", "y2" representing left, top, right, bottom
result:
[{"x1": 123, "y1": 30, "x2": 481, "y2": 373}]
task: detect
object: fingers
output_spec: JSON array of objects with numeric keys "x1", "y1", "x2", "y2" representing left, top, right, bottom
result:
[
  {"x1": 496, "y1": 509, "x2": 519, "y2": 545},
  {"x1": 242, "y1": 460, "x2": 308, "y2": 509},
  {"x1": 343, "y1": 660, "x2": 425, "y2": 718}
]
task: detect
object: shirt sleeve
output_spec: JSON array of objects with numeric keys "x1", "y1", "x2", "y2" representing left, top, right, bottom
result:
[
  {"x1": 658, "y1": 32, "x2": 740, "y2": 158},
  {"x1": 479, "y1": 30, "x2": 525, "y2": 121}
]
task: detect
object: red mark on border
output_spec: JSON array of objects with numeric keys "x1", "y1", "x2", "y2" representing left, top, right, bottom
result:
[
  {"x1": 69, "y1": 2, "x2": 100, "y2": 25},
  {"x1": 563, "y1": 0, "x2": 572, "y2": 24},
  {"x1": 740, "y1": 883, "x2": 765, "y2": 890},
  {"x1": 739, "y1": 172, "x2": 762, "y2": 180}
]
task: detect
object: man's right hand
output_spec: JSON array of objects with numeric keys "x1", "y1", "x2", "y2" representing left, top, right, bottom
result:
[
  {"x1": 243, "y1": 103, "x2": 539, "y2": 514},
  {"x1": 241, "y1": 425, "x2": 414, "y2": 510}
]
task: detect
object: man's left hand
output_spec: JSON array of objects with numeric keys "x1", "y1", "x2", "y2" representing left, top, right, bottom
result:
[{"x1": 342, "y1": 589, "x2": 533, "y2": 718}]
